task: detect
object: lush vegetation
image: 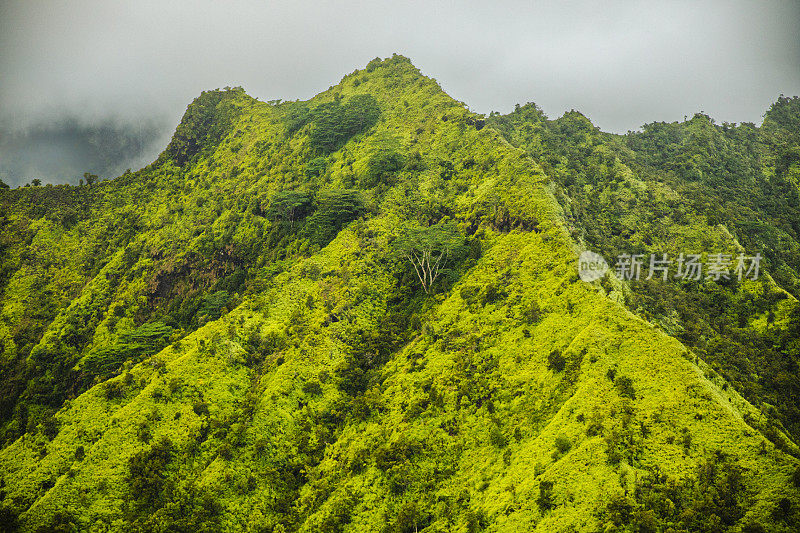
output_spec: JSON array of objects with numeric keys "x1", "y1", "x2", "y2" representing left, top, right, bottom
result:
[
  {"x1": 489, "y1": 98, "x2": 800, "y2": 445},
  {"x1": 0, "y1": 55, "x2": 797, "y2": 532}
]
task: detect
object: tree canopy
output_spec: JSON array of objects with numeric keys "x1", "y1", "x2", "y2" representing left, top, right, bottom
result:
[{"x1": 394, "y1": 221, "x2": 465, "y2": 293}]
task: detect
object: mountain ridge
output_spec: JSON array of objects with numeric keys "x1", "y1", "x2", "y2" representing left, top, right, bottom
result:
[{"x1": 0, "y1": 55, "x2": 798, "y2": 532}]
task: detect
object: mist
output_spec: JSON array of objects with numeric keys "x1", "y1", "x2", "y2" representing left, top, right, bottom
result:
[
  {"x1": 0, "y1": 117, "x2": 169, "y2": 187},
  {"x1": 1, "y1": 0, "x2": 798, "y2": 186}
]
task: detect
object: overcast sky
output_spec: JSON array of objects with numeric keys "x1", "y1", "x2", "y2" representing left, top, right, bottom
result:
[{"x1": 1, "y1": 0, "x2": 799, "y2": 185}]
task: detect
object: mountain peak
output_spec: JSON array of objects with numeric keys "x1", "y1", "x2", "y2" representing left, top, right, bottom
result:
[
  {"x1": 0, "y1": 58, "x2": 798, "y2": 533},
  {"x1": 158, "y1": 87, "x2": 254, "y2": 167}
]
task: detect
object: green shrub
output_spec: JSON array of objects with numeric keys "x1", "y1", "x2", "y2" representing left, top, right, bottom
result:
[
  {"x1": 136, "y1": 422, "x2": 152, "y2": 443},
  {"x1": 792, "y1": 466, "x2": 800, "y2": 487},
  {"x1": 404, "y1": 150, "x2": 425, "y2": 172},
  {"x1": 283, "y1": 101, "x2": 312, "y2": 135},
  {"x1": 605, "y1": 434, "x2": 622, "y2": 465},
  {"x1": 104, "y1": 380, "x2": 125, "y2": 400},
  {"x1": 217, "y1": 443, "x2": 233, "y2": 460},
  {"x1": 489, "y1": 425, "x2": 507, "y2": 448},
  {"x1": 305, "y1": 157, "x2": 327, "y2": 178},
  {"x1": 193, "y1": 401, "x2": 210, "y2": 417},
  {"x1": 522, "y1": 300, "x2": 541, "y2": 324},
  {"x1": 41, "y1": 415, "x2": 60, "y2": 440},
  {"x1": 460, "y1": 285, "x2": 481, "y2": 307},
  {"x1": 480, "y1": 283, "x2": 506, "y2": 306},
  {"x1": 302, "y1": 380, "x2": 323, "y2": 395},
  {"x1": 127, "y1": 436, "x2": 174, "y2": 510},
  {"x1": 553, "y1": 435, "x2": 572, "y2": 458},
  {"x1": 38, "y1": 509, "x2": 79, "y2": 533},
  {"x1": 548, "y1": 350, "x2": 566, "y2": 372},
  {"x1": 394, "y1": 501, "x2": 429, "y2": 533},
  {"x1": 0, "y1": 504, "x2": 19, "y2": 531},
  {"x1": 615, "y1": 375, "x2": 636, "y2": 399},
  {"x1": 537, "y1": 480, "x2": 554, "y2": 511},
  {"x1": 773, "y1": 497, "x2": 792, "y2": 521},
  {"x1": 681, "y1": 428, "x2": 692, "y2": 452}
]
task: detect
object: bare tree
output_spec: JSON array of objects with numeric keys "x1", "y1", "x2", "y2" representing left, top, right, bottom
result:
[{"x1": 395, "y1": 221, "x2": 465, "y2": 293}]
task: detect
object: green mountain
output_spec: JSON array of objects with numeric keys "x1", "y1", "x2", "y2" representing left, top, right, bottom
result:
[
  {"x1": 0, "y1": 55, "x2": 798, "y2": 532},
  {"x1": 488, "y1": 99, "x2": 800, "y2": 443}
]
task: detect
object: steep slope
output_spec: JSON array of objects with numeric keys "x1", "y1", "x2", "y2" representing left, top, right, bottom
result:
[
  {"x1": 0, "y1": 56, "x2": 798, "y2": 532},
  {"x1": 489, "y1": 101, "x2": 800, "y2": 446}
]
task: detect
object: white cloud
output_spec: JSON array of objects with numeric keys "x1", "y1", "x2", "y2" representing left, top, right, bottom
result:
[{"x1": 0, "y1": 0, "x2": 798, "y2": 183}]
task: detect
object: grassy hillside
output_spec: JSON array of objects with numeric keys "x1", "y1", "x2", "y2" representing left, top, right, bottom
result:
[
  {"x1": 489, "y1": 100, "x2": 800, "y2": 445},
  {"x1": 0, "y1": 55, "x2": 798, "y2": 532}
]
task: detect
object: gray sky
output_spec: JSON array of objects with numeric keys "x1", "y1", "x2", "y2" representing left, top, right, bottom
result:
[{"x1": 1, "y1": 0, "x2": 799, "y2": 185}]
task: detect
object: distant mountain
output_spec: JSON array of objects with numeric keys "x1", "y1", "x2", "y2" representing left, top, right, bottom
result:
[{"x1": 0, "y1": 55, "x2": 797, "y2": 532}]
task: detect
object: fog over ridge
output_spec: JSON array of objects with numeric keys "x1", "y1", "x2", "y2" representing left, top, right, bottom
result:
[{"x1": 1, "y1": 0, "x2": 798, "y2": 186}]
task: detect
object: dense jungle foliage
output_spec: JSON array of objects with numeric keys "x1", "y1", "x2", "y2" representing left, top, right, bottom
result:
[
  {"x1": 0, "y1": 55, "x2": 798, "y2": 532},
  {"x1": 488, "y1": 96, "x2": 800, "y2": 444}
]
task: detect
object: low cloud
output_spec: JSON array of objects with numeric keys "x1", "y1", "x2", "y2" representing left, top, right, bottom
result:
[
  {"x1": 0, "y1": 116, "x2": 169, "y2": 187},
  {"x1": 1, "y1": 1, "x2": 798, "y2": 185}
]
